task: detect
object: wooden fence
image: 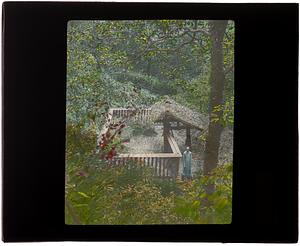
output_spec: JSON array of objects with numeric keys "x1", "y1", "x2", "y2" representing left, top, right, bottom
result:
[
  {"x1": 100, "y1": 108, "x2": 182, "y2": 180},
  {"x1": 113, "y1": 153, "x2": 181, "y2": 180},
  {"x1": 110, "y1": 107, "x2": 152, "y2": 124}
]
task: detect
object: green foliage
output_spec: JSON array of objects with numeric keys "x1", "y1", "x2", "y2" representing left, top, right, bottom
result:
[
  {"x1": 173, "y1": 74, "x2": 210, "y2": 114},
  {"x1": 174, "y1": 163, "x2": 233, "y2": 224},
  {"x1": 210, "y1": 96, "x2": 234, "y2": 127},
  {"x1": 66, "y1": 19, "x2": 234, "y2": 127},
  {"x1": 65, "y1": 123, "x2": 185, "y2": 225},
  {"x1": 152, "y1": 179, "x2": 183, "y2": 197},
  {"x1": 66, "y1": 156, "x2": 187, "y2": 224},
  {"x1": 65, "y1": 121, "x2": 233, "y2": 225},
  {"x1": 112, "y1": 71, "x2": 176, "y2": 96},
  {"x1": 65, "y1": 19, "x2": 234, "y2": 225},
  {"x1": 66, "y1": 123, "x2": 97, "y2": 161}
]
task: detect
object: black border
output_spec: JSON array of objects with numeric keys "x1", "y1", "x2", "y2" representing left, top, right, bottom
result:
[{"x1": 2, "y1": 2, "x2": 299, "y2": 242}]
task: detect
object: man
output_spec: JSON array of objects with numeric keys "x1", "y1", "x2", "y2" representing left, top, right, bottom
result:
[{"x1": 182, "y1": 146, "x2": 192, "y2": 180}]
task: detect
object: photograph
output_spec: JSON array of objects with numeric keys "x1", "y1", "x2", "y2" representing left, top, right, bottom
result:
[
  {"x1": 2, "y1": 1, "x2": 298, "y2": 242},
  {"x1": 65, "y1": 20, "x2": 234, "y2": 225}
]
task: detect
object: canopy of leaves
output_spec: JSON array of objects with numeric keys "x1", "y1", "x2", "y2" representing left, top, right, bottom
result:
[
  {"x1": 67, "y1": 20, "x2": 233, "y2": 129},
  {"x1": 66, "y1": 19, "x2": 234, "y2": 225}
]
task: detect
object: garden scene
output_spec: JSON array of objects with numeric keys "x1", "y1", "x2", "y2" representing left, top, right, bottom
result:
[{"x1": 65, "y1": 20, "x2": 234, "y2": 224}]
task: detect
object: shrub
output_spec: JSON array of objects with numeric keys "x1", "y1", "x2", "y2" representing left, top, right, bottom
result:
[
  {"x1": 65, "y1": 123, "x2": 232, "y2": 225},
  {"x1": 174, "y1": 163, "x2": 233, "y2": 224},
  {"x1": 65, "y1": 125, "x2": 186, "y2": 225},
  {"x1": 65, "y1": 160, "x2": 188, "y2": 224}
]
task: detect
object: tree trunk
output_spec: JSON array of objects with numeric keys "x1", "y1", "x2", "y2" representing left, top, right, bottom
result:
[{"x1": 203, "y1": 20, "x2": 228, "y2": 194}]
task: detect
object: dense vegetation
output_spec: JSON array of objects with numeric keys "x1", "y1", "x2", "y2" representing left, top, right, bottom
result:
[
  {"x1": 65, "y1": 124, "x2": 232, "y2": 224},
  {"x1": 66, "y1": 20, "x2": 234, "y2": 224}
]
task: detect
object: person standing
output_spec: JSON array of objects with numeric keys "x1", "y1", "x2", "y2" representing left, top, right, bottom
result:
[{"x1": 182, "y1": 146, "x2": 192, "y2": 180}]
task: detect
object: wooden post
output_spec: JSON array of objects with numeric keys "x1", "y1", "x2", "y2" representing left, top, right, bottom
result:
[
  {"x1": 159, "y1": 158, "x2": 162, "y2": 177},
  {"x1": 167, "y1": 160, "x2": 170, "y2": 179},
  {"x1": 170, "y1": 157, "x2": 180, "y2": 180},
  {"x1": 162, "y1": 158, "x2": 166, "y2": 178},
  {"x1": 185, "y1": 127, "x2": 191, "y2": 148},
  {"x1": 163, "y1": 119, "x2": 171, "y2": 152},
  {"x1": 176, "y1": 157, "x2": 180, "y2": 179}
]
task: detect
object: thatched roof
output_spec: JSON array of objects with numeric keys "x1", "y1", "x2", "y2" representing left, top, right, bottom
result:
[{"x1": 149, "y1": 96, "x2": 208, "y2": 130}]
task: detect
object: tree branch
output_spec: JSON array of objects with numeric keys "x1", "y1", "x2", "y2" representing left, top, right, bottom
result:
[
  {"x1": 131, "y1": 25, "x2": 210, "y2": 62},
  {"x1": 184, "y1": 27, "x2": 210, "y2": 36}
]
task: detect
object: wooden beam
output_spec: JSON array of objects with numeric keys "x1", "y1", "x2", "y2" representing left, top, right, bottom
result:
[
  {"x1": 170, "y1": 126, "x2": 191, "y2": 130},
  {"x1": 117, "y1": 153, "x2": 182, "y2": 158},
  {"x1": 185, "y1": 127, "x2": 191, "y2": 147},
  {"x1": 163, "y1": 120, "x2": 171, "y2": 152},
  {"x1": 167, "y1": 134, "x2": 181, "y2": 155},
  {"x1": 156, "y1": 114, "x2": 203, "y2": 130}
]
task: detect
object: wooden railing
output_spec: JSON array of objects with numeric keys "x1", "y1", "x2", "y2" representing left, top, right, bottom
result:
[
  {"x1": 111, "y1": 133, "x2": 181, "y2": 180},
  {"x1": 112, "y1": 153, "x2": 181, "y2": 180},
  {"x1": 99, "y1": 107, "x2": 153, "y2": 143},
  {"x1": 110, "y1": 107, "x2": 152, "y2": 124},
  {"x1": 99, "y1": 108, "x2": 182, "y2": 180}
]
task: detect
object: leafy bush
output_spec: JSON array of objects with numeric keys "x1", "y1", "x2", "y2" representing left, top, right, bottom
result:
[
  {"x1": 174, "y1": 163, "x2": 233, "y2": 224},
  {"x1": 66, "y1": 123, "x2": 232, "y2": 225},
  {"x1": 66, "y1": 123, "x2": 97, "y2": 162},
  {"x1": 65, "y1": 124, "x2": 186, "y2": 224},
  {"x1": 65, "y1": 159, "x2": 189, "y2": 224},
  {"x1": 152, "y1": 179, "x2": 183, "y2": 197}
]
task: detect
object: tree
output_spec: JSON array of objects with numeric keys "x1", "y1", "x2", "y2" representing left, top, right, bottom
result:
[{"x1": 203, "y1": 20, "x2": 229, "y2": 194}]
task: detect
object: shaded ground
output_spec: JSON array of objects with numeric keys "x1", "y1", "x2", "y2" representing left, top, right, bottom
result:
[
  {"x1": 121, "y1": 124, "x2": 204, "y2": 175},
  {"x1": 122, "y1": 125, "x2": 164, "y2": 154},
  {"x1": 118, "y1": 110, "x2": 234, "y2": 176}
]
